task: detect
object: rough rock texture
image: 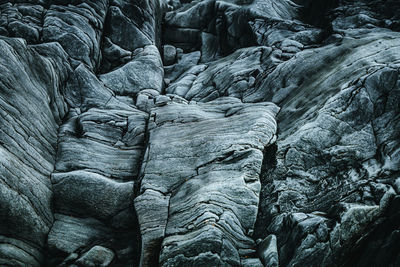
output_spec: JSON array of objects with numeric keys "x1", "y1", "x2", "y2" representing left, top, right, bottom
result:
[
  {"x1": 0, "y1": 37, "x2": 69, "y2": 267},
  {"x1": 135, "y1": 97, "x2": 278, "y2": 266},
  {"x1": 0, "y1": 0, "x2": 399, "y2": 267}
]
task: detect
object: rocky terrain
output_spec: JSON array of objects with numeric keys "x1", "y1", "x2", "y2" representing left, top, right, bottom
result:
[{"x1": 0, "y1": 0, "x2": 399, "y2": 266}]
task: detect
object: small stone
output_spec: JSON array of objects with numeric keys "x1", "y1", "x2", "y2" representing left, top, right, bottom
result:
[
  {"x1": 393, "y1": 178, "x2": 400, "y2": 194},
  {"x1": 163, "y1": 45, "x2": 177, "y2": 66},
  {"x1": 155, "y1": 95, "x2": 171, "y2": 106},
  {"x1": 75, "y1": 246, "x2": 115, "y2": 267},
  {"x1": 241, "y1": 258, "x2": 264, "y2": 267},
  {"x1": 140, "y1": 89, "x2": 160, "y2": 98},
  {"x1": 64, "y1": 253, "x2": 79, "y2": 262},
  {"x1": 258, "y1": 235, "x2": 279, "y2": 267}
]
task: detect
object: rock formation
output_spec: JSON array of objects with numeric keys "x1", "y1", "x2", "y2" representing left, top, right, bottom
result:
[{"x1": 0, "y1": 0, "x2": 399, "y2": 266}]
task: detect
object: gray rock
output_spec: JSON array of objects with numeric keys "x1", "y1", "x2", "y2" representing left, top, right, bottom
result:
[
  {"x1": 253, "y1": 30, "x2": 400, "y2": 267},
  {"x1": 104, "y1": 0, "x2": 165, "y2": 51},
  {"x1": 163, "y1": 44, "x2": 177, "y2": 65},
  {"x1": 164, "y1": 50, "x2": 201, "y2": 82},
  {"x1": 100, "y1": 45, "x2": 163, "y2": 96},
  {"x1": 166, "y1": 46, "x2": 271, "y2": 101},
  {"x1": 47, "y1": 104, "x2": 147, "y2": 266},
  {"x1": 258, "y1": 235, "x2": 279, "y2": 267},
  {"x1": 1, "y1": 0, "x2": 400, "y2": 266},
  {"x1": 135, "y1": 98, "x2": 279, "y2": 266},
  {"x1": 75, "y1": 246, "x2": 115, "y2": 267},
  {"x1": 0, "y1": 37, "x2": 69, "y2": 266},
  {"x1": 52, "y1": 170, "x2": 134, "y2": 220},
  {"x1": 42, "y1": 1, "x2": 108, "y2": 69},
  {"x1": 241, "y1": 258, "x2": 264, "y2": 267}
]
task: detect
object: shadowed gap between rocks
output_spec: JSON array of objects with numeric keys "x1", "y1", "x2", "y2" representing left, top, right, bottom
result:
[
  {"x1": 293, "y1": 0, "x2": 339, "y2": 29},
  {"x1": 254, "y1": 143, "x2": 278, "y2": 241}
]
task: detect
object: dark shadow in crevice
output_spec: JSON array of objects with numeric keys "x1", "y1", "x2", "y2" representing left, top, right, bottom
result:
[
  {"x1": 294, "y1": 0, "x2": 339, "y2": 33},
  {"x1": 342, "y1": 195, "x2": 400, "y2": 267},
  {"x1": 253, "y1": 143, "x2": 278, "y2": 240}
]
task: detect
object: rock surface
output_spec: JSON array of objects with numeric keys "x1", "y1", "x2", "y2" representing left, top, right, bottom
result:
[
  {"x1": 135, "y1": 97, "x2": 278, "y2": 266},
  {"x1": 0, "y1": 0, "x2": 399, "y2": 266}
]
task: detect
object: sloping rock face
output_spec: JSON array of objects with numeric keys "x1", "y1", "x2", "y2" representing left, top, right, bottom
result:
[{"x1": 0, "y1": 0, "x2": 399, "y2": 267}]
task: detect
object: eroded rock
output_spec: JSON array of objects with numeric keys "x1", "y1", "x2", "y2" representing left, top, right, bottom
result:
[
  {"x1": 135, "y1": 97, "x2": 278, "y2": 266},
  {"x1": 0, "y1": 0, "x2": 399, "y2": 266}
]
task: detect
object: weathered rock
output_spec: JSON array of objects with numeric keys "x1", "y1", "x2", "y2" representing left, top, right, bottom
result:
[
  {"x1": 164, "y1": 50, "x2": 201, "y2": 82},
  {"x1": 166, "y1": 46, "x2": 271, "y2": 101},
  {"x1": 0, "y1": 1, "x2": 164, "y2": 266},
  {"x1": 1, "y1": 0, "x2": 400, "y2": 266},
  {"x1": 0, "y1": 37, "x2": 70, "y2": 267},
  {"x1": 253, "y1": 25, "x2": 400, "y2": 267},
  {"x1": 135, "y1": 97, "x2": 278, "y2": 266},
  {"x1": 258, "y1": 235, "x2": 279, "y2": 267},
  {"x1": 75, "y1": 245, "x2": 115, "y2": 267},
  {"x1": 47, "y1": 104, "x2": 148, "y2": 266},
  {"x1": 100, "y1": 0, "x2": 166, "y2": 73},
  {"x1": 42, "y1": 1, "x2": 108, "y2": 70},
  {"x1": 100, "y1": 45, "x2": 164, "y2": 96},
  {"x1": 163, "y1": 44, "x2": 177, "y2": 65}
]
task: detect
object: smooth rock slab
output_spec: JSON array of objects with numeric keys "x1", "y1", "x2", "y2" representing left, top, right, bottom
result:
[{"x1": 135, "y1": 97, "x2": 279, "y2": 266}]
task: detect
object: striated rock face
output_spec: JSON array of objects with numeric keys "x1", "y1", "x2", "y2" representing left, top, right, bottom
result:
[
  {"x1": 0, "y1": 0, "x2": 399, "y2": 267},
  {"x1": 0, "y1": 37, "x2": 69, "y2": 267},
  {"x1": 135, "y1": 97, "x2": 278, "y2": 266}
]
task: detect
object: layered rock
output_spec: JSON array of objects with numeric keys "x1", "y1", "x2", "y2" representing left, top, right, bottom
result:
[
  {"x1": 0, "y1": 0, "x2": 399, "y2": 266},
  {"x1": 0, "y1": 0, "x2": 164, "y2": 266},
  {"x1": 43, "y1": 0, "x2": 165, "y2": 264},
  {"x1": 255, "y1": 64, "x2": 400, "y2": 266},
  {"x1": 0, "y1": 37, "x2": 69, "y2": 266},
  {"x1": 251, "y1": 2, "x2": 400, "y2": 267},
  {"x1": 135, "y1": 97, "x2": 278, "y2": 266},
  {"x1": 46, "y1": 102, "x2": 148, "y2": 266}
]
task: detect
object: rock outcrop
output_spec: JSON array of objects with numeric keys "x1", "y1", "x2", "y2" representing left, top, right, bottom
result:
[
  {"x1": 0, "y1": 0, "x2": 399, "y2": 266},
  {"x1": 135, "y1": 97, "x2": 278, "y2": 266}
]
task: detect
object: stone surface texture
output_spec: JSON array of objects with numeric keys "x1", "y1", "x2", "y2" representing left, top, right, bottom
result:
[{"x1": 0, "y1": 0, "x2": 399, "y2": 267}]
